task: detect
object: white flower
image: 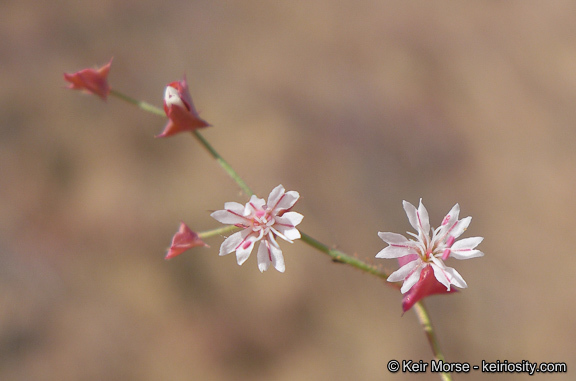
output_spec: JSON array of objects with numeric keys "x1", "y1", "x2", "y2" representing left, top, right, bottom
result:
[
  {"x1": 376, "y1": 200, "x2": 484, "y2": 294},
  {"x1": 210, "y1": 185, "x2": 303, "y2": 272}
]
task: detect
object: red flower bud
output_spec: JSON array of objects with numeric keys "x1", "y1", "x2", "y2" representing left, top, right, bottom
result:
[
  {"x1": 63, "y1": 58, "x2": 113, "y2": 100},
  {"x1": 165, "y1": 222, "x2": 208, "y2": 260},
  {"x1": 157, "y1": 76, "x2": 210, "y2": 137}
]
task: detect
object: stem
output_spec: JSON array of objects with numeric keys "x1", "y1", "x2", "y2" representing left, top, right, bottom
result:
[
  {"x1": 412, "y1": 301, "x2": 452, "y2": 381},
  {"x1": 300, "y1": 232, "x2": 392, "y2": 283},
  {"x1": 197, "y1": 225, "x2": 239, "y2": 239},
  {"x1": 109, "y1": 89, "x2": 165, "y2": 117},
  {"x1": 191, "y1": 131, "x2": 254, "y2": 196}
]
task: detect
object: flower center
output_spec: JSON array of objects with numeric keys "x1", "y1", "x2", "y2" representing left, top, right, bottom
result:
[
  {"x1": 419, "y1": 249, "x2": 433, "y2": 262},
  {"x1": 251, "y1": 208, "x2": 274, "y2": 233}
]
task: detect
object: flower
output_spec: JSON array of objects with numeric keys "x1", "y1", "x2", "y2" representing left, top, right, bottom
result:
[
  {"x1": 63, "y1": 58, "x2": 113, "y2": 100},
  {"x1": 157, "y1": 76, "x2": 210, "y2": 137},
  {"x1": 376, "y1": 200, "x2": 484, "y2": 310},
  {"x1": 165, "y1": 222, "x2": 209, "y2": 260},
  {"x1": 210, "y1": 185, "x2": 303, "y2": 272}
]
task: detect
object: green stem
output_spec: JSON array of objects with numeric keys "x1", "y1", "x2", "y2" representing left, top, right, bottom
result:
[
  {"x1": 197, "y1": 225, "x2": 239, "y2": 239},
  {"x1": 109, "y1": 88, "x2": 449, "y2": 380},
  {"x1": 300, "y1": 232, "x2": 392, "y2": 282},
  {"x1": 412, "y1": 301, "x2": 452, "y2": 381},
  {"x1": 191, "y1": 131, "x2": 254, "y2": 196},
  {"x1": 109, "y1": 89, "x2": 165, "y2": 117}
]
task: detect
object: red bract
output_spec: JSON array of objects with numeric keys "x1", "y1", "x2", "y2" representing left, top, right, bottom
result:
[
  {"x1": 157, "y1": 76, "x2": 210, "y2": 137},
  {"x1": 165, "y1": 222, "x2": 209, "y2": 260},
  {"x1": 401, "y1": 265, "x2": 458, "y2": 313},
  {"x1": 63, "y1": 58, "x2": 112, "y2": 100}
]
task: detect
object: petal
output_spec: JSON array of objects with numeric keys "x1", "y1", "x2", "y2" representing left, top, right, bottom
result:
[
  {"x1": 256, "y1": 240, "x2": 271, "y2": 272},
  {"x1": 164, "y1": 85, "x2": 186, "y2": 108},
  {"x1": 400, "y1": 264, "x2": 424, "y2": 294},
  {"x1": 174, "y1": 75, "x2": 194, "y2": 110},
  {"x1": 376, "y1": 232, "x2": 416, "y2": 259},
  {"x1": 268, "y1": 185, "x2": 300, "y2": 211},
  {"x1": 274, "y1": 225, "x2": 301, "y2": 241},
  {"x1": 387, "y1": 259, "x2": 420, "y2": 283},
  {"x1": 267, "y1": 185, "x2": 286, "y2": 208},
  {"x1": 416, "y1": 199, "x2": 431, "y2": 235},
  {"x1": 269, "y1": 242, "x2": 285, "y2": 273},
  {"x1": 403, "y1": 199, "x2": 430, "y2": 235},
  {"x1": 375, "y1": 245, "x2": 414, "y2": 259},
  {"x1": 443, "y1": 204, "x2": 461, "y2": 227},
  {"x1": 450, "y1": 237, "x2": 484, "y2": 259},
  {"x1": 431, "y1": 260, "x2": 468, "y2": 290},
  {"x1": 377, "y1": 232, "x2": 410, "y2": 245},
  {"x1": 443, "y1": 266, "x2": 468, "y2": 289},
  {"x1": 219, "y1": 229, "x2": 259, "y2": 264},
  {"x1": 448, "y1": 216, "x2": 471, "y2": 239},
  {"x1": 450, "y1": 249, "x2": 485, "y2": 260},
  {"x1": 257, "y1": 240, "x2": 285, "y2": 273},
  {"x1": 435, "y1": 204, "x2": 460, "y2": 238},
  {"x1": 246, "y1": 196, "x2": 266, "y2": 215},
  {"x1": 274, "y1": 212, "x2": 303, "y2": 241},
  {"x1": 430, "y1": 261, "x2": 453, "y2": 290},
  {"x1": 403, "y1": 200, "x2": 419, "y2": 231},
  {"x1": 277, "y1": 211, "x2": 304, "y2": 227},
  {"x1": 235, "y1": 234, "x2": 259, "y2": 265},
  {"x1": 210, "y1": 205, "x2": 249, "y2": 225},
  {"x1": 224, "y1": 201, "x2": 246, "y2": 214},
  {"x1": 219, "y1": 230, "x2": 246, "y2": 256},
  {"x1": 452, "y1": 236, "x2": 483, "y2": 250},
  {"x1": 156, "y1": 104, "x2": 210, "y2": 137},
  {"x1": 276, "y1": 190, "x2": 300, "y2": 211}
]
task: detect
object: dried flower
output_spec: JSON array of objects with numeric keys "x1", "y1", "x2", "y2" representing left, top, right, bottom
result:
[
  {"x1": 165, "y1": 222, "x2": 209, "y2": 260},
  {"x1": 63, "y1": 58, "x2": 113, "y2": 100}
]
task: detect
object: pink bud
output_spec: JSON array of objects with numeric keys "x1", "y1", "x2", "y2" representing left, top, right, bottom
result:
[
  {"x1": 157, "y1": 76, "x2": 211, "y2": 137},
  {"x1": 63, "y1": 58, "x2": 113, "y2": 100},
  {"x1": 165, "y1": 222, "x2": 209, "y2": 260}
]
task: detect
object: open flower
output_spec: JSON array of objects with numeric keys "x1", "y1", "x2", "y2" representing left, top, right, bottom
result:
[
  {"x1": 376, "y1": 200, "x2": 483, "y2": 311},
  {"x1": 157, "y1": 76, "x2": 210, "y2": 138},
  {"x1": 63, "y1": 58, "x2": 113, "y2": 100},
  {"x1": 165, "y1": 222, "x2": 209, "y2": 260},
  {"x1": 210, "y1": 185, "x2": 303, "y2": 273}
]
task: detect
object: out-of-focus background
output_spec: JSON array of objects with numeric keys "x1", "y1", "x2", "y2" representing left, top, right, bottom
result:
[{"x1": 1, "y1": 1, "x2": 575, "y2": 380}]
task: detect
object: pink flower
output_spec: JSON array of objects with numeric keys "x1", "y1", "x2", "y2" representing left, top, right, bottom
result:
[
  {"x1": 376, "y1": 200, "x2": 484, "y2": 311},
  {"x1": 157, "y1": 76, "x2": 210, "y2": 138},
  {"x1": 210, "y1": 185, "x2": 303, "y2": 272},
  {"x1": 165, "y1": 222, "x2": 209, "y2": 260},
  {"x1": 63, "y1": 58, "x2": 113, "y2": 100}
]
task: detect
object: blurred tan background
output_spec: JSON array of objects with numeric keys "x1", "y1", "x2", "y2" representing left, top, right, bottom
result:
[{"x1": 1, "y1": 1, "x2": 575, "y2": 380}]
